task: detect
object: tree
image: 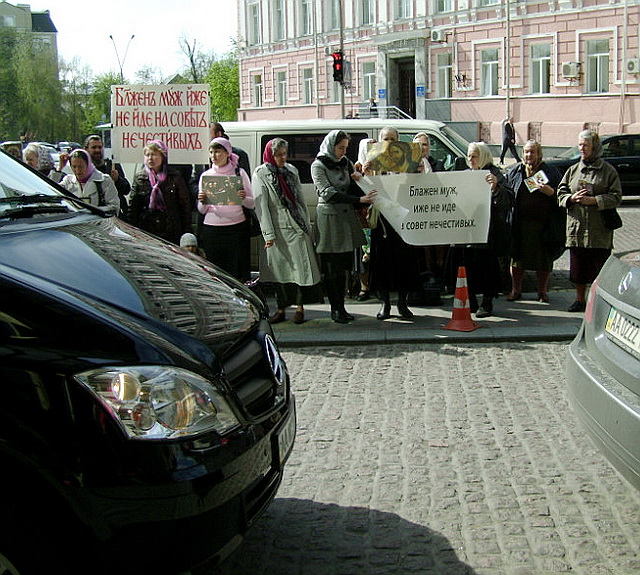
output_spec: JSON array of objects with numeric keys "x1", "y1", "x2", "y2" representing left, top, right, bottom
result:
[
  {"x1": 205, "y1": 53, "x2": 239, "y2": 123},
  {"x1": 58, "y1": 57, "x2": 93, "y2": 142},
  {"x1": 179, "y1": 37, "x2": 216, "y2": 84},
  {"x1": 83, "y1": 72, "x2": 122, "y2": 135}
]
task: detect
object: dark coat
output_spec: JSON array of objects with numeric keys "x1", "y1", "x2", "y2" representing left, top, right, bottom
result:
[{"x1": 129, "y1": 168, "x2": 192, "y2": 245}]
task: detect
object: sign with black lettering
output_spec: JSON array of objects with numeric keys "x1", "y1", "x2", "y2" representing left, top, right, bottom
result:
[{"x1": 357, "y1": 172, "x2": 491, "y2": 245}]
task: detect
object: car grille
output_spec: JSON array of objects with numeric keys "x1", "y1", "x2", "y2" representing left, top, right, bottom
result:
[{"x1": 221, "y1": 323, "x2": 288, "y2": 421}]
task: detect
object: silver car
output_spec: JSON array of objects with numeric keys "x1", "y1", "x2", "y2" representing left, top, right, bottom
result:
[{"x1": 566, "y1": 250, "x2": 640, "y2": 491}]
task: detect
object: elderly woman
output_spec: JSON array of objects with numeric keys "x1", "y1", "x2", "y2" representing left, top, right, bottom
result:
[
  {"x1": 197, "y1": 137, "x2": 254, "y2": 282},
  {"x1": 463, "y1": 142, "x2": 514, "y2": 317},
  {"x1": 252, "y1": 138, "x2": 323, "y2": 324},
  {"x1": 129, "y1": 140, "x2": 191, "y2": 244},
  {"x1": 505, "y1": 140, "x2": 564, "y2": 303},
  {"x1": 557, "y1": 130, "x2": 622, "y2": 312},
  {"x1": 311, "y1": 130, "x2": 375, "y2": 323},
  {"x1": 59, "y1": 149, "x2": 120, "y2": 215}
]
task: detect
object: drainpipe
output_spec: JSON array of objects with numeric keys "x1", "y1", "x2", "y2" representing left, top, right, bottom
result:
[
  {"x1": 619, "y1": 0, "x2": 628, "y2": 133},
  {"x1": 339, "y1": 0, "x2": 345, "y2": 119},
  {"x1": 505, "y1": 0, "x2": 511, "y2": 121},
  {"x1": 314, "y1": 0, "x2": 321, "y2": 117}
]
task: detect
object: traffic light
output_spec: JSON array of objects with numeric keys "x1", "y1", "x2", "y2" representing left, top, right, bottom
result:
[{"x1": 332, "y1": 51, "x2": 344, "y2": 83}]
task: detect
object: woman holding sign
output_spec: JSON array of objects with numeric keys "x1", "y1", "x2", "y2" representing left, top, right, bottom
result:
[
  {"x1": 197, "y1": 137, "x2": 254, "y2": 282},
  {"x1": 505, "y1": 140, "x2": 564, "y2": 304},
  {"x1": 129, "y1": 140, "x2": 191, "y2": 245},
  {"x1": 312, "y1": 130, "x2": 375, "y2": 323},
  {"x1": 463, "y1": 142, "x2": 514, "y2": 318}
]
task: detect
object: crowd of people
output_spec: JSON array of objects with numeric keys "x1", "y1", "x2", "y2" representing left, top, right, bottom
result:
[{"x1": 11, "y1": 123, "x2": 621, "y2": 323}]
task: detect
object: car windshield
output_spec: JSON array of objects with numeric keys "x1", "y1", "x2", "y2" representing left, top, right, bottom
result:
[
  {"x1": 557, "y1": 145, "x2": 580, "y2": 160},
  {"x1": 0, "y1": 151, "x2": 84, "y2": 218}
]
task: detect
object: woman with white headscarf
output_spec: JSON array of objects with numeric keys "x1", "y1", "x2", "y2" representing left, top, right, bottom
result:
[
  {"x1": 311, "y1": 130, "x2": 375, "y2": 323},
  {"x1": 557, "y1": 130, "x2": 622, "y2": 312}
]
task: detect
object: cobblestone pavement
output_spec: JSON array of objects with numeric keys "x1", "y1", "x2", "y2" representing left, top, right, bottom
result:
[{"x1": 218, "y1": 342, "x2": 640, "y2": 575}]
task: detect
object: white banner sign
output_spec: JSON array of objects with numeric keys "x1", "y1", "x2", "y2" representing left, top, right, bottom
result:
[
  {"x1": 110, "y1": 84, "x2": 211, "y2": 164},
  {"x1": 359, "y1": 171, "x2": 491, "y2": 246}
]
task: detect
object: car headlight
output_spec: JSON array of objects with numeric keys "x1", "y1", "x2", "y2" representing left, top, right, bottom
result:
[{"x1": 75, "y1": 366, "x2": 240, "y2": 440}]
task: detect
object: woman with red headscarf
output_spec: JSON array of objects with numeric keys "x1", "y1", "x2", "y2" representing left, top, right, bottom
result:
[
  {"x1": 197, "y1": 137, "x2": 254, "y2": 282},
  {"x1": 129, "y1": 140, "x2": 192, "y2": 244},
  {"x1": 252, "y1": 138, "x2": 323, "y2": 324}
]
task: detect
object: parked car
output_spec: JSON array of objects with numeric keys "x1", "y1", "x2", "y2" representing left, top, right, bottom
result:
[
  {"x1": 545, "y1": 134, "x2": 640, "y2": 196},
  {"x1": 56, "y1": 140, "x2": 82, "y2": 152},
  {"x1": 0, "y1": 150, "x2": 296, "y2": 574},
  {"x1": 566, "y1": 250, "x2": 640, "y2": 491}
]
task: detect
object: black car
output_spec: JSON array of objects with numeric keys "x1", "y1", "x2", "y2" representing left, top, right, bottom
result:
[
  {"x1": 0, "y1": 151, "x2": 295, "y2": 574},
  {"x1": 544, "y1": 134, "x2": 640, "y2": 196}
]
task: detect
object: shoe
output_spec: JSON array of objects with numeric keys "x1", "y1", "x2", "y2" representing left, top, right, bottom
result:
[
  {"x1": 356, "y1": 291, "x2": 370, "y2": 302},
  {"x1": 537, "y1": 292, "x2": 550, "y2": 303},
  {"x1": 475, "y1": 306, "x2": 493, "y2": 318},
  {"x1": 506, "y1": 292, "x2": 522, "y2": 302},
  {"x1": 340, "y1": 309, "x2": 354, "y2": 321},
  {"x1": 568, "y1": 300, "x2": 586, "y2": 313},
  {"x1": 469, "y1": 295, "x2": 479, "y2": 314},
  {"x1": 397, "y1": 302, "x2": 414, "y2": 319},
  {"x1": 269, "y1": 310, "x2": 286, "y2": 324},
  {"x1": 331, "y1": 310, "x2": 350, "y2": 323},
  {"x1": 293, "y1": 310, "x2": 305, "y2": 324},
  {"x1": 377, "y1": 303, "x2": 391, "y2": 320}
]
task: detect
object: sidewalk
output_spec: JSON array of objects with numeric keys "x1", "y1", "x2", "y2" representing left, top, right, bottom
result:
[{"x1": 268, "y1": 266, "x2": 583, "y2": 347}]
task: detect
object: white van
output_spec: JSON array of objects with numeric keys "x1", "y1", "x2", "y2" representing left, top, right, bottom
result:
[{"x1": 223, "y1": 118, "x2": 471, "y2": 217}]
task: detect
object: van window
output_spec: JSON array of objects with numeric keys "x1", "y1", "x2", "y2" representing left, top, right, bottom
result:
[{"x1": 259, "y1": 132, "x2": 369, "y2": 183}]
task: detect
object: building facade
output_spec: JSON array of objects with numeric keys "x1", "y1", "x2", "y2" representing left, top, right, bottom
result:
[
  {"x1": 237, "y1": 0, "x2": 639, "y2": 146},
  {"x1": 0, "y1": 2, "x2": 58, "y2": 59}
]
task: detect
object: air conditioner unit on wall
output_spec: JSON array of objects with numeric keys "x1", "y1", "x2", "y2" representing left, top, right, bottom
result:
[
  {"x1": 627, "y1": 58, "x2": 640, "y2": 75},
  {"x1": 562, "y1": 62, "x2": 581, "y2": 78},
  {"x1": 431, "y1": 29, "x2": 446, "y2": 43}
]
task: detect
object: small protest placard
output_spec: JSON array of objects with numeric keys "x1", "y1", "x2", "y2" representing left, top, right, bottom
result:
[
  {"x1": 524, "y1": 170, "x2": 549, "y2": 193},
  {"x1": 201, "y1": 175, "x2": 243, "y2": 205}
]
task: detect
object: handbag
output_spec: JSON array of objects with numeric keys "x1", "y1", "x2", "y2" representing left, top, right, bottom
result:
[
  {"x1": 601, "y1": 208, "x2": 622, "y2": 230},
  {"x1": 243, "y1": 206, "x2": 262, "y2": 237}
]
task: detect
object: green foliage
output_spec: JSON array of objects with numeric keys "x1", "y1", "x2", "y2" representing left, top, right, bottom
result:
[
  {"x1": 205, "y1": 53, "x2": 239, "y2": 123},
  {"x1": 83, "y1": 72, "x2": 121, "y2": 134}
]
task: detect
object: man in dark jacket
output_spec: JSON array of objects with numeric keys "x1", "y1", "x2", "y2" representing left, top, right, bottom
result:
[{"x1": 500, "y1": 117, "x2": 520, "y2": 165}]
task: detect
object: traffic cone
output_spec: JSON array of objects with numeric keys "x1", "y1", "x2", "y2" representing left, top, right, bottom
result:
[{"x1": 445, "y1": 266, "x2": 481, "y2": 332}]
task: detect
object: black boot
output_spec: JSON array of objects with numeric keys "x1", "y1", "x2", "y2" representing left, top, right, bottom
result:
[
  {"x1": 377, "y1": 291, "x2": 391, "y2": 320},
  {"x1": 397, "y1": 291, "x2": 414, "y2": 319}
]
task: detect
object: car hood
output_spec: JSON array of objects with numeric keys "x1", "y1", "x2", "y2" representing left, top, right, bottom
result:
[{"x1": 0, "y1": 216, "x2": 262, "y2": 347}]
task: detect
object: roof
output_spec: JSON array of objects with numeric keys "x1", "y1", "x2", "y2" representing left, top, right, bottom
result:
[{"x1": 31, "y1": 11, "x2": 57, "y2": 34}]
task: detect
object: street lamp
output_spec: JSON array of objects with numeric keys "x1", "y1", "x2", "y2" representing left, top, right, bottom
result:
[{"x1": 109, "y1": 34, "x2": 135, "y2": 83}]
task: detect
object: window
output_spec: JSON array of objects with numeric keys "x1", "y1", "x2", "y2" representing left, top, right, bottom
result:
[
  {"x1": 302, "y1": 68, "x2": 314, "y2": 104},
  {"x1": 437, "y1": 53, "x2": 453, "y2": 98},
  {"x1": 481, "y1": 48, "x2": 499, "y2": 96},
  {"x1": 530, "y1": 43, "x2": 551, "y2": 94},
  {"x1": 328, "y1": 0, "x2": 341, "y2": 30},
  {"x1": 362, "y1": 61, "x2": 376, "y2": 100},
  {"x1": 436, "y1": 0, "x2": 454, "y2": 13},
  {"x1": 273, "y1": 0, "x2": 286, "y2": 41},
  {"x1": 277, "y1": 71, "x2": 287, "y2": 106},
  {"x1": 586, "y1": 38, "x2": 610, "y2": 93},
  {"x1": 397, "y1": 0, "x2": 411, "y2": 19},
  {"x1": 253, "y1": 74, "x2": 263, "y2": 107},
  {"x1": 3, "y1": 15, "x2": 16, "y2": 27},
  {"x1": 300, "y1": 0, "x2": 313, "y2": 36},
  {"x1": 478, "y1": 0, "x2": 500, "y2": 6},
  {"x1": 361, "y1": 0, "x2": 374, "y2": 25},
  {"x1": 247, "y1": 2, "x2": 261, "y2": 46}
]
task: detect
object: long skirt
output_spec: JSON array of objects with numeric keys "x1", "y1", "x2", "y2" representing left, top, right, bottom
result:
[{"x1": 201, "y1": 221, "x2": 250, "y2": 282}]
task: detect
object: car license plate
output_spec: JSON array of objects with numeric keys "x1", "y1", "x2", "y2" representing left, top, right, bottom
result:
[
  {"x1": 606, "y1": 307, "x2": 640, "y2": 355},
  {"x1": 275, "y1": 406, "x2": 296, "y2": 467}
]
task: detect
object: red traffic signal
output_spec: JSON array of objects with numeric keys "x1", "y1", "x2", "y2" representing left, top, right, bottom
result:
[{"x1": 332, "y1": 51, "x2": 344, "y2": 83}]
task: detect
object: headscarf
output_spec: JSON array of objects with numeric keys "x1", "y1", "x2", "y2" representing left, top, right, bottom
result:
[
  {"x1": 210, "y1": 137, "x2": 239, "y2": 170},
  {"x1": 357, "y1": 138, "x2": 375, "y2": 167},
  {"x1": 144, "y1": 140, "x2": 168, "y2": 211},
  {"x1": 263, "y1": 138, "x2": 308, "y2": 234},
  {"x1": 578, "y1": 130, "x2": 603, "y2": 164},
  {"x1": 69, "y1": 149, "x2": 95, "y2": 184},
  {"x1": 316, "y1": 130, "x2": 350, "y2": 170}
]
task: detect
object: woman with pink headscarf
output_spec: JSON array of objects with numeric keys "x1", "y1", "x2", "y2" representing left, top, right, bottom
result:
[
  {"x1": 129, "y1": 140, "x2": 192, "y2": 244},
  {"x1": 197, "y1": 137, "x2": 254, "y2": 282}
]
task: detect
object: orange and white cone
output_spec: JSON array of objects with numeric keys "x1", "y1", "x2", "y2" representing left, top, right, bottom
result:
[{"x1": 445, "y1": 266, "x2": 481, "y2": 332}]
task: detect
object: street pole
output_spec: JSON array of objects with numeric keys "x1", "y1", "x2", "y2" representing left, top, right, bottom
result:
[
  {"x1": 339, "y1": 0, "x2": 345, "y2": 119},
  {"x1": 109, "y1": 34, "x2": 135, "y2": 83},
  {"x1": 505, "y1": 0, "x2": 511, "y2": 121}
]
